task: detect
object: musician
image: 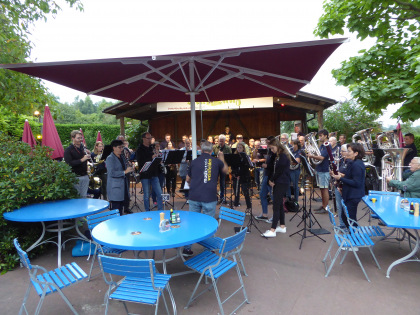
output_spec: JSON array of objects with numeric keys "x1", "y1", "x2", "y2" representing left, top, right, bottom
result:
[
  {"x1": 331, "y1": 143, "x2": 350, "y2": 228},
  {"x1": 232, "y1": 134, "x2": 250, "y2": 154},
  {"x1": 106, "y1": 140, "x2": 134, "y2": 215},
  {"x1": 262, "y1": 138, "x2": 290, "y2": 238},
  {"x1": 179, "y1": 139, "x2": 191, "y2": 200},
  {"x1": 294, "y1": 121, "x2": 305, "y2": 137},
  {"x1": 123, "y1": 140, "x2": 134, "y2": 160},
  {"x1": 286, "y1": 140, "x2": 302, "y2": 202},
  {"x1": 331, "y1": 143, "x2": 366, "y2": 228},
  {"x1": 403, "y1": 133, "x2": 418, "y2": 168},
  {"x1": 307, "y1": 129, "x2": 330, "y2": 214},
  {"x1": 298, "y1": 136, "x2": 306, "y2": 151},
  {"x1": 116, "y1": 135, "x2": 125, "y2": 141},
  {"x1": 249, "y1": 138, "x2": 255, "y2": 151},
  {"x1": 207, "y1": 135, "x2": 214, "y2": 144},
  {"x1": 160, "y1": 133, "x2": 172, "y2": 150},
  {"x1": 213, "y1": 134, "x2": 232, "y2": 204},
  {"x1": 136, "y1": 132, "x2": 163, "y2": 211},
  {"x1": 214, "y1": 137, "x2": 219, "y2": 146},
  {"x1": 91, "y1": 141, "x2": 107, "y2": 199},
  {"x1": 183, "y1": 140, "x2": 228, "y2": 256},
  {"x1": 252, "y1": 140, "x2": 265, "y2": 190},
  {"x1": 164, "y1": 142, "x2": 177, "y2": 196},
  {"x1": 255, "y1": 136, "x2": 275, "y2": 222},
  {"x1": 231, "y1": 142, "x2": 252, "y2": 210},
  {"x1": 225, "y1": 134, "x2": 232, "y2": 146},
  {"x1": 178, "y1": 134, "x2": 188, "y2": 149},
  {"x1": 386, "y1": 157, "x2": 420, "y2": 198},
  {"x1": 280, "y1": 133, "x2": 292, "y2": 149},
  {"x1": 329, "y1": 137, "x2": 340, "y2": 160},
  {"x1": 151, "y1": 141, "x2": 165, "y2": 206},
  {"x1": 338, "y1": 134, "x2": 346, "y2": 147},
  {"x1": 64, "y1": 130, "x2": 91, "y2": 198},
  {"x1": 224, "y1": 125, "x2": 234, "y2": 142}
]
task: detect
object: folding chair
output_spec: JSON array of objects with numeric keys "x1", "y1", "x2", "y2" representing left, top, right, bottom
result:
[
  {"x1": 198, "y1": 207, "x2": 248, "y2": 276},
  {"x1": 322, "y1": 207, "x2": 381, "y2": 282},
  {"x1": 86, "y1": 210, "x2": 126, "y2": 281},
  {"x1": 98, "y1": 255, "x2": 176, "y2": 315},
  {"x1": 184, "y1": 227, "x2": 249, "y2": 315},
  {"x1": 13, "y1": 238, "x2": 87, "y2": 315}
]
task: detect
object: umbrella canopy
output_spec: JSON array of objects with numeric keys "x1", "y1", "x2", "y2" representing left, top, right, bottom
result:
[
  {"x1": 22, "y1": 119, "x2": 37, "y2": 148},
  {"x1": 96, "y1": 131, "x2": 102, "y2": 142},
  {"x1": 42, "y1": 105, "x2": 64, "y2": 159},
  {"x1": 1, "y1": 38, "x2": 347, "y2": 157},
  {"x1": 79, "y1": 128, "x2": 87, "y2": 146}
]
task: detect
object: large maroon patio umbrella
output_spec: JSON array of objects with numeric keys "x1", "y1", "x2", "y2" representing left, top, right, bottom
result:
[
  {"x1": 0, "y1": 38, "x2": 347, "y2": 157},
  {"x1": 42, "y1": 105, "x2": 64, "y2": 159},
  {"x1": 22, "y1": 119, "x2": 37, "y2": 148}
]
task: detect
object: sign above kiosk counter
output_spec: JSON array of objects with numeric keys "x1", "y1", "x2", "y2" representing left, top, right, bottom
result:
[{"x1": 157, "y1": 97, "x2": 273, "y2": 112}]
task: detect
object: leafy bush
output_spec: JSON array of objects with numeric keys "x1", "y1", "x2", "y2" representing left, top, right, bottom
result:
[{"x1": 0, "y1": 133, "x2": 78, "y2": 273}]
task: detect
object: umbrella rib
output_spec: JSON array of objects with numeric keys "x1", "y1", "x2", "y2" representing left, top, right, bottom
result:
[
  {"x1": 193, "y1": 63, "x2": 211, "y2": 103},
  {"x1": 87, "y1": 61, "x2": 179, "y2": 95},
  {"x1": 243, "y1": 75, "x2": 296, "y2": 97},
  {"x1": 143, "y1": 77, "x2": 187, "y2": 92},
  {"x1": 143, "y1": 62, "x2": 187, "y2": 91},
  {"x1": 194, "y1": 56, "x2": 226, "y2": 92},
  {"x1": 177, "y1": 60, "x2": 192, "y2": 92},
  {"x1": 196, "y1": 57, "x2": 309, "y2": 84},
  {"x1": 199, "y1": 71, "x2": 244, "y2": 92},
  {"x1": 129, "y1": 61, "x2": 188, "y2": 104}
]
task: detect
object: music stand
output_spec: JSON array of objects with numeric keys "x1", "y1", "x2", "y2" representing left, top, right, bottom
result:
[
  {"x1": 139, "y1": 157, "x2": 163, "y2": 209},
  {"x1": 289, "y1": 154, "x2": 328, "y2": 249},
  {"x1": 129, "y1": 169, "x2": 142, "y2": 212},
  {"x1": 179, "y1": 180, "x2": 190, "y2": 209},
  {"x1": 223, "y1": 154, "x2": 241, "y2": 208}
]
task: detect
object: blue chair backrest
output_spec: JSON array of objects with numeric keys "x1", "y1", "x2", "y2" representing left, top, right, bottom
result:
[
  {"x1": 325, "y1": 206, "x2": 336, "y2": 227},
  {"x1": 99, "y1": 255, "x2": 156, "y2": 278},
  {"x1": 219, "y1": 227, "x2": 248, "y2": 255},
  {"x1": 219, "y1": 207, "x2": 246, "y2": 226},
  {"x1": 368, "y1": 190, "x2": 400, "y2": 196},
  {"x1": 86, "y1": 209, "x2": 120, "y2": 230},
  {"x1": 13, "y1": 238, "x2": 32, "y2": 270}
]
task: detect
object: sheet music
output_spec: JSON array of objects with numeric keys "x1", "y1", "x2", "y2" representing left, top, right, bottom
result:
[
  {"x1": 140, "y1": 161, "x2": 152, "y2": 173},
  {"x1": 183, "y1": 181, "x2": 190, "y2": 190}
]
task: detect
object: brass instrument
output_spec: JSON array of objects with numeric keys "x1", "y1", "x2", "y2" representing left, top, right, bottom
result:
[
  {"x1": 381, "y1": 148, "x2": 411, "y2": 191},
  {"x1": 352, "y1": 128, "x2": 375, "y2": 165},
  {"x1": 281, "y1": 140, "x2": 300, "y2": 170},
  {"x1": 377, "y1": 130, "x2": 400, "y2": 149},
  {"x1": 304, "y1": 132, "x2": 322, "y2": 165},
  {"x1": 89, "y1": 176, "x2": 102, "y2": 190}
]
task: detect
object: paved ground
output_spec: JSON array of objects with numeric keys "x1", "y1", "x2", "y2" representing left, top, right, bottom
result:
[{"x1": 2, "y1": 185, "x2": 420, "y2": 315}]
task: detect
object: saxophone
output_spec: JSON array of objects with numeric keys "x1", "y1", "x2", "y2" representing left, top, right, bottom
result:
[{"x1": 304, "y1": 132, "x2": 322, "y2": 165}]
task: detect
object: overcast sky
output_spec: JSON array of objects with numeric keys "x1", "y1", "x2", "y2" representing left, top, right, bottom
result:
[{"x1": 27, "y1": 0, "x2": 416, "y2": 126}]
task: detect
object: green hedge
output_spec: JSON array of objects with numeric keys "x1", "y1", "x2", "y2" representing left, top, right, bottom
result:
[{"x1": 0, "y1": 133, "x2": 78, "y2": 273}]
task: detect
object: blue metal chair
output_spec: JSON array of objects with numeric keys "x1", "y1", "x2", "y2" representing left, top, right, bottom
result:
[
  {"x1": 322, "y1": 206, "x2": 381, "y2": 282},
  {"x1": 184, "y1": 227, "x2": 249, "y2": 315},
  {"x1": 98, "y1": 255, "x2": 176, "y2": 315},
  {"x1": 13, "y1": 238, "x2": 87, "y2": 315},
  {"x1": 198, "y1": 207, "x2": 248, "y2": 276},
  {"x1": 86, "y1": 210, "x2": 126, "y2": 281}
]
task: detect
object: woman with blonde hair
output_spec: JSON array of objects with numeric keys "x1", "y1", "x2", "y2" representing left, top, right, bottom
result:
[
  {"x1": 262, "y1": 138, "x2": 291, "y2": 238},
  {"x1": 91, "y1": 141, "x2": 104, "y2": 162}
]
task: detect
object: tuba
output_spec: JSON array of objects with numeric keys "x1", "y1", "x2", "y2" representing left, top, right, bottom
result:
[
  {"x1": 381, "y1": 148, "x2": 412, "y2": 191},
  {"x1": 304, "y1": 132, "x2": 322, "y2": 165},
  {"x1": 352, "y1": 128, "x2": 375, "y2": 165},
  {"x1": 377, "y1": 130, "x2": 400, "y2": 149}
]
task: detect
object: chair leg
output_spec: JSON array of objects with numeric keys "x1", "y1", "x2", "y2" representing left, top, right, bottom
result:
[
  {"x1": 19, "y1": 283, "x2": 32, "y2": 315},
  {"x1": 209, "y1": 272, "x2": 225, "y2": 315},
  {"x1": 368, "y1": 247, "x2": 381, "y2": 269},
  {"x1": 235, "y1": 263, "x2": 249, "y2": 304},
  {"x1": 237, "y1": 253, "x2": 248, "y2": 276},
  {"x1": 165, "y1": 284, "x2": 177, "y2": 315},
  {"x1": 34, "y1": 290, "x2": 47, "y2": 315},
  {"x1": 325, "y1": 246, "x2": 343, "y2": 278},
  {"x1": 351, "y1": 251, "x2": 371, "y2": 282},
  {"x1": 184, "y1": 273, "x2": 206, "y2": 309},
  {"x1": 87, "y1": 251, "x2": 97, "y2": 281},
  {"x1": 160, "y1": 289, "x2": 170, "y2": 315}
]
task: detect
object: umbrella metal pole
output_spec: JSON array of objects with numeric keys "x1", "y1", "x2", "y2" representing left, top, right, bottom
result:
[{"x1": 189, "y1": 61, "x2": 198, "y2": 160}]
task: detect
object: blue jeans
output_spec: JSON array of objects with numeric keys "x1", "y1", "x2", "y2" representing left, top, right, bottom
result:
[
  {"x1": 141, "y1": 177, "x2": 163, "y2": 211},
  {"x1": 260, "y1": 175, "x2": 273, "y2": 215},
  {"x1": 254, "y1": 168, "x2": 263, "y2": 190},
  {"x1": 286, "y1": 168, "x2": 301, "y2": 201},
  {"x1": 184, "y1": 200, "x2": 217, "y2": 251},
  {"x1": 334, "y1": 187, "x2": 345, "y2": 227},
  {"x1": 152, "y1": 173, "x2": 165, "y2": 202}
]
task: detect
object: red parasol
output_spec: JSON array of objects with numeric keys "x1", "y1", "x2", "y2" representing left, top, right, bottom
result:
[
  {"x1": 396, "y1": 122, "x2": 404, "y2": 147},
  {"x1": 79, "y1": 128, "x2": 87, "y2": 146},
  {"x1": 41, "y1": 105, "x2": 64, "y2": 159},
  {"x1": 96, "y1": 131, "x2": 102, "y2": 142},
  {"x1": 22, "y1": 119, "x2": 37, "y2": 148}
]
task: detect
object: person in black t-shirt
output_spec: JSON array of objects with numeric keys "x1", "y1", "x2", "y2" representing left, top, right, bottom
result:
[
  {"x1": 404, "y1": 133, "x2": 418, "y2": 167},
  {"x1": 64, "y1": 130, "x2": 91, "y2": 197}
]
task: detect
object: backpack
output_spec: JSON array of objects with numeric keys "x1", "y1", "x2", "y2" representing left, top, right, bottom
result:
[{"x1": 285, "y1": 198, "x2": 299, "y2": 212}]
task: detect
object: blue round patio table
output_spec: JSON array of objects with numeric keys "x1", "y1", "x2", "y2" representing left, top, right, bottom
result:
[
  {"x1": 92, "y1": 210, "x2": 218, "y2": 274},
  {"x1": 4, "y1": 198, "x2": 109, "y2": 266}
]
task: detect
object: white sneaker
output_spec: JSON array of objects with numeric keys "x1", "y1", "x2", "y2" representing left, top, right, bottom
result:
[
  {"x1": 275, "y1": 226, "x2": 287, "y2": 233},
  {"x1": 262, "y1": 230, "x2": 276, "y2": 237}
]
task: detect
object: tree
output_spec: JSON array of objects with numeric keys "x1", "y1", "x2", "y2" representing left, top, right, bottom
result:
[
  {"x1": 0, "y1": 0, "x2": 83, "y2": 115},
  {"x1": 315, "y1": 0, "x2": 420, "y2": 122},
  {"x1": 323, "y1": 100, "x2": 382, "y2": 141}
]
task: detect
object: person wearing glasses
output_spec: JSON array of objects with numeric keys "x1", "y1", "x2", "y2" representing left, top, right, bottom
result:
[
  {"x1": 106, "y1": 140, "x2": 134, "y2": 215},
  {"x1": 387, "y1": 157, "x2": 420, "y2": 198},
  {"x1": 136, "y1": 132, "x2": 163, "y2": 211},
  {"x1": 231, "y1": 134, "x2": 250, "y2": 155}
]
